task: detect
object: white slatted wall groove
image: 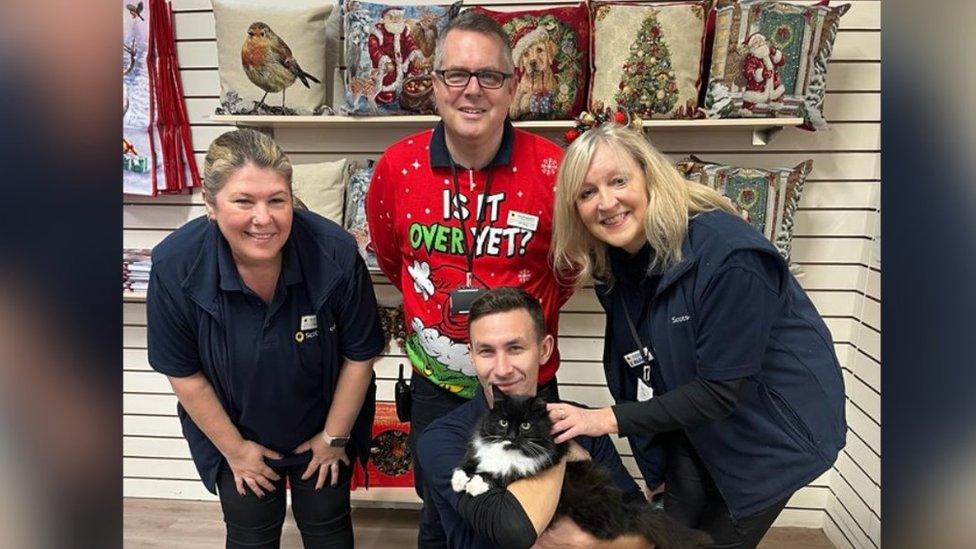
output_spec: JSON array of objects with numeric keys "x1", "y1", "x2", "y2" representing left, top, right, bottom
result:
[{"x1": 124, "y1": 0, "x2": 881, "y2": 544}]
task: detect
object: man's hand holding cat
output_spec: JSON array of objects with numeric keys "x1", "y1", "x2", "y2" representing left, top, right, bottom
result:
[
  {"x1": 547, "y1": 403, "x2": 619, "y2": 444},
  {"x1": 294, "y1": 433, "x2": 350, "y2": 489}
]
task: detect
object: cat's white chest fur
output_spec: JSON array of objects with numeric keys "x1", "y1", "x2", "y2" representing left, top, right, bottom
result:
[{"x1": 471, "y1": 436, "x2": 545, "y2": 478}]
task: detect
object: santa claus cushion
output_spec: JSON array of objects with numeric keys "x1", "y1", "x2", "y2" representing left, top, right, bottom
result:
[
  {"x1": 589, "y1": 1, "x2": 709, "y2": 119},
  {"x1": 344, "y1": 160, "x2": 379, "y2": 269},
  {"x1": 340, "y1": 0, "x2": 461, "y2": 115},
  {"x1": 469, "y1": 4, "x2": 589, "y2": 121},
  {"x1": 212, "y1": 0, "x2": 334, "y2": 115},
  {"x1": 292, "y1": 159, "x2": 351, "y2": 224},
  {"x1": 675, "y1": 155, "x2": 812, "y2": 265},
  {"x1": 703, "y1": 1, "x2": 850, "y2": 130}
]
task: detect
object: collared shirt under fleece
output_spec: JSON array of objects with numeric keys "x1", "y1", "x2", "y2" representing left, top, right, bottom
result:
[
  {"x1": 416, "y1": 390, "x2": 644, "y2": 549},
  {"x1": 366, "y1": 120, "x2": 573, "y2": 398},
  {"x1": 146, "y1": 210, "x2": 385, "y2": 493}
]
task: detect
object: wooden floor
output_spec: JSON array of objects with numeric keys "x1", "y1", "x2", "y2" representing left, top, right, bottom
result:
[{"x1": 124, "y1": 498, "x2": 835, "y2": 548}]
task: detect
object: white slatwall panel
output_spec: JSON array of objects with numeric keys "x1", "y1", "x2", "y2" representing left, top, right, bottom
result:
[{"x1": 125, "y1": 0, "x2": 881, "y2": 544}]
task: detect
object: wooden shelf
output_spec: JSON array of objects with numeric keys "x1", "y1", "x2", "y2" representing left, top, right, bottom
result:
[
  {"x1": 209, "y1": 115, "x2": 803, "y2": 146},
  {"x1": 350, "y1": 487, "x2": 422, "y2": 510},
  {"x1": 124, "y1": 291, "x2": 147, "y2": 303}
]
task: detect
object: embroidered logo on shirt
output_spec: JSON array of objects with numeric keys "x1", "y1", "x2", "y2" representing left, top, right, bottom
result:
[{"x1": 670, "y1": 315, "x2": 691, "y2": 324}]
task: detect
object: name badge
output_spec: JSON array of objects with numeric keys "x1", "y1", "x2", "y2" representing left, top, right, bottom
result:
[
  {"x1": 449, "y1": 287, "x2": 487, "y2": 315},
  {"x1": 623, "y1": 347, "x2": 653, "y2": 368},
  {"x1": 637, "y1": 378, "x2": 655, "y2": 402},
  {"x1": 507, "y1": 210, "x2": 539, "y2": 232},
  {"x1": 300, "y1": 315, "x2": 318, "y2": 331}
]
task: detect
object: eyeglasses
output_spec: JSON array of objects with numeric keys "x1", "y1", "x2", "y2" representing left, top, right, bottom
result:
[{"x1": 434, "y1": 69, "x2": 512, "y2": 90}]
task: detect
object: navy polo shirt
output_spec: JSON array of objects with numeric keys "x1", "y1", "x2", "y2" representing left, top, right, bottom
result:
[
  {"x1": 147, "y1": 210, "x2": 385, "y2": 493},
  {"x1": 596, "y1": 210, "x2": 846, "y2": 519},
  {"x1": 416, "y1": 390, "x2": 643, "y2": 549}
]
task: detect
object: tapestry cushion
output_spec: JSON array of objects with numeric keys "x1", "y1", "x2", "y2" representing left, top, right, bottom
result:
[
  {"x1": 703, "y1": 0, "x2": 850, "y2": 130},
  {"x1": 341, "y1": 0, "x2": 461, "y2": 115},
  {"x1": 471, "y1": 4, "x2": 589, "y2": 121},
  {"x1": 344, "y1": 160, "x2": 379, "y2": 269},
  {"x1": 590, "y1": 1, "x2": 708, "y2": 119},
  {"x1": 675, "y1": 155, "x2": 812, "y2": 264}
]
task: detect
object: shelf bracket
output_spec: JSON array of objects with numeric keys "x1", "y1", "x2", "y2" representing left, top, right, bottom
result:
[{"x1": 752, "y1": 125, "x2": 784, "y2": 146}]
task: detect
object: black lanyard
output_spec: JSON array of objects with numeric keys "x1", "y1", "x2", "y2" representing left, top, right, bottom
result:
[
  {"x1": 449, "y1": 161, "x2": 494, "y2": 285},
  {"x1": 620, "y1": 293, "x2": 655, "y2": 383}
]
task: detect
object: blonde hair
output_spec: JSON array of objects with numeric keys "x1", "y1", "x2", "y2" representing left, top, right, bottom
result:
[
  {"x1": 202, "y1": 128, "x2": 295, "y2": 206},
  {"x1": 551, "y1": 124, "x2": 736, "y2": 286}
]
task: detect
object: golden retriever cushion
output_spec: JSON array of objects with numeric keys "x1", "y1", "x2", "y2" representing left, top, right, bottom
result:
[
  {"x1": 590, "y1": 1, "x2": 708, "y2": 119},
  {"x1": 471, "y1": 4, "x2": 589, "y2": 121}
]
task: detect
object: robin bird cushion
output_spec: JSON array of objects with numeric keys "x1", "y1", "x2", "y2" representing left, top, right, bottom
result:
[
  {"x1": 589, "y1": 0, "x2": 709, "y2": 120},
  {"x1": 212, "y1": 0, "x2": 335, "y2": 115},
  {"x1": 674, "y1": 155, "x2": 813, "y2": 269},
  {"x1": 702, "y1": 1, "x2": 850, "y2": 130},
  {"x1": 470, "y1": 4, "x2": 589, "y2": 121}
]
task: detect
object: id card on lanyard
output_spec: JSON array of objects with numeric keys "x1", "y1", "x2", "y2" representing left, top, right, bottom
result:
[{"x1": 621, "y1": 296, "x2": 656, "y2": 402}]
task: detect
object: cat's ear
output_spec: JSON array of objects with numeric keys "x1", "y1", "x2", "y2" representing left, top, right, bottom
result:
[{"x1": 530, "y1": 396, "x2": 548, "y2": 415}]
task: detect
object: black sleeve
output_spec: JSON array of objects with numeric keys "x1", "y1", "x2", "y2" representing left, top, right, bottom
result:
[
  {"x1": 456, "y1": 489, "x2": 539, "y2": 549},
  {"x1": 612, "y1": 377, "x2": 743, "y2": 437}
]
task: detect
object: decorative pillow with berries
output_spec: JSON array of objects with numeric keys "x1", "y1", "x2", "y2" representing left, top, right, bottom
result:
[
  {"x1": 212, "y1": 0, "x2": 334, "y2": 115},
  {"x1": 344, "y1": 160, "x2": 379, "y2": 269},
  {"x1": 341, "y1": 0, "x2": 461, "y2": 115},
  {"x1": 675, "y1": 155, "x2": 812, "y2": 265},
  {"x1": 589, "y1": 1, "x2": 708, "y2": 119},
  {"x1": 703, "y1": 0, "x2": 850, "y2": 130},
  {"x1": 470, "y1": 4, "x2": 589, "y2": 121}
]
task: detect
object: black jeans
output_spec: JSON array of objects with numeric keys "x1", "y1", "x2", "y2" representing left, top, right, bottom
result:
[
  {"x1": 216, "y1": 460, "x2": 353, "y2": 549},
  {"x1": 409, "y1": 373, "x2": 560, "y2": 548},
  {"x1": 662, "y1": 432, "x2": 790, "y2": 549}
]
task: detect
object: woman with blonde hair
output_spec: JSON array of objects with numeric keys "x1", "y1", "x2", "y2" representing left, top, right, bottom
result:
[
  {"x1": 547, "y1": 121, "x2": 846, "y2": 548},
  {"x1": 147, "y1": 128, "x2": 384, "y2": 548}
]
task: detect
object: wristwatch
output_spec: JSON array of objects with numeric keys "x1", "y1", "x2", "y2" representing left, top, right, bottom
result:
[{"x1": 322, "y1": 430, "x2": 350, "y2": 448}]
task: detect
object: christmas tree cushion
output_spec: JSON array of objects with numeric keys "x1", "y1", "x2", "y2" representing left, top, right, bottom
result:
[
  {"x1": 589, "y1": 1, "x2": 708, "y2": 119},
  {"x1": 675, "y1": 155, "x2": 811, "y2": 264},
  {"x1": 341, "y1": 0, "x2": 461, "y2": 115},
  {"x1": 292, "y1": 159, "x2": 350, "y2": 224},
  {"x1": 344, "y1": 160, "x2": 379, "y2": 269},
  {"x1": 212, "y1": 0, "x2": 334, "y2": 115},
  {"x1": 703, "y1": 0, "x2": 850, "y2": 130},
  {"x1": 470, "y1": 4, "x2": 589, "y2": 121}
]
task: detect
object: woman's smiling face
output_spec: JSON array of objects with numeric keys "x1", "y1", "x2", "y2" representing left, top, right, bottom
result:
[{"x1": 575, "y1": 143, "x2": 649, "y2": 254}]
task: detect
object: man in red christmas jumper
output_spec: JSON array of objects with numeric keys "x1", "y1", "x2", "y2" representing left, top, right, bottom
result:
[
  {"x1": 741, "y1": 33, "x2": 786, "y2": 115},
  {"x1": 368, "y1": 7, "x2": 426, "y2": 106},
  {"x1": 366, "y1": 11, "x2": 573, "y2": 548}
]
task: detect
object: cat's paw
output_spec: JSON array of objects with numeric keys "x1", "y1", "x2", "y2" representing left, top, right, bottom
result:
[
  {"x1": 465, "y1": 474, "x2": 490, "y2": 496},
  {"x1": 451, "y1": 469, "x2": 470, "y2": 493}
]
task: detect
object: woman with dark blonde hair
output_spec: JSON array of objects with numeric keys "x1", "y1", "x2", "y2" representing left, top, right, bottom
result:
[
  {"x1": 146, "y1": 128, "x2": 384, "y2": 548},
  {"x1": 547, "y1": 122, "x2": 846, "y2": 548}
]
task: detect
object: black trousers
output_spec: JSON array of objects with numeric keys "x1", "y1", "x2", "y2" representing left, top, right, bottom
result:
[
  {"x1": 408, "y1": 373, "x2": 561, "y2": 548},
  {"x1": 662, "y1": 432, "x2": 790, "y2": 549},
  {"x1": 216, "y1": 460, "x2": 353, "y2": 549}
]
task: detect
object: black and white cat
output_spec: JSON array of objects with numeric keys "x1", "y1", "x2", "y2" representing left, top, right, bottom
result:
[{"x1": 452, "y1": 388, "x2": 711, "y2": 549}]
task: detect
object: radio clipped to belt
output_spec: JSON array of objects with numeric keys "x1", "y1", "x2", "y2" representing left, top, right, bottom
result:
[{"x1": 394, "y1": 363, "x2": 412, "y2": 422}]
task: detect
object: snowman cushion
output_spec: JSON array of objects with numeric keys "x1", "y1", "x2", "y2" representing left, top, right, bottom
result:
[
  {"x1": 589, "y1": 1, "x2": 709, "y2": 119},
  {"x1": 703, "y1": 0, "x2": 850, "y2": 130}
]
